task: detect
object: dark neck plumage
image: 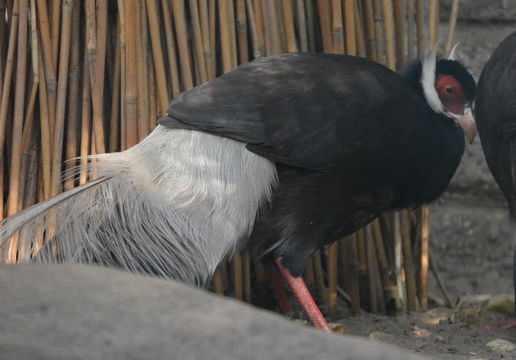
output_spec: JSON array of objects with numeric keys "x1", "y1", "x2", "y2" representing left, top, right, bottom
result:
[
  {"x1": 401, "y1": 58, "x2": 426, "y2": 104},
  {"x1": 398, "y1": 59, "x2": 466, "y2": 205}
]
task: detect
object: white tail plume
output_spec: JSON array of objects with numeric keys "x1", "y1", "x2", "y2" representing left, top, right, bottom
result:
[{"x1": 0, "y1": 126, "x2": 277, "y2": 285}]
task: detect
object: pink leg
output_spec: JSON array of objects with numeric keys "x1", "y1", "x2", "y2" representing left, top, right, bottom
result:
[
  {"x1": 275, "y1": 258, "x2": 332, "y2": 333},
  {"x1": 482, "y1": 321, "x2": 516, "y2": 329}
]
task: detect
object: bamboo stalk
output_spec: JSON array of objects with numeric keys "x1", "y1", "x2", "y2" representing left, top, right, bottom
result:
[
  {"x1": 331, "y1": 0, "x2": 344, "y2": 54},
  {"x1": 38, "y1": 47, "x2": 52, "y2": 199},
  {"x1": 0, "y1": 0, "x2": 19, "y2": 218},
  {"x1": 36, "y1": 1, "x2": 57, "y2": 143},
  {"x1": 21, "y1": 83, "x2": 38, "y2": 158},
  {"x1": 393, "y1": 0, "x2": 404, "y2": 69},
  {"x1": 64, "y1": 0, "x2": 80, "y2": 191},
  {"x1": 136, "y1": 0, "x2": 150, "y2": 141},
  {"x1": 372, "y1": 0, "x2": 385, "y2": 64},
  {"x1": 416, "y1": 0, "x2": 424, "y2": 55},
  {"x1": 400, "y1": 210, "x2": 417, "y2": 312},
  {"x1": 19, "y1": 76, "x2": 38, "y2": 211},
  {"x1": 109, "y1": 18, "x2": 122, "y2": 152},
  {"x1": 344, "y1": 0, "x2": 356, "y2": 55},
  {"x1": 282, "y1": 0, "x2": 298, "y2": 53},
  {"x1": 190, "y1": 0, "x2": 208, "y2": 81},
  {"x1": 445, "y1": 0, "x2": 460, "y2": 57},
  {"x1": 148, "y1": 47, "x2": 158, "y2": 130},
  {"x1": 362, "y1": 0, "x2": 376, "y2": 61},
  {"x1": 372, "y1": 218, "x2": 395, "y2": 310},
  {"x1": 232, "y1": 254, "x2": 243, "y2": 300},
  {"x1": 262, "y1": 1, "x2": 282, "y2": 55},
  {"x1": 124, "y1": 0, "x2": 139, "y2": 148},
  {"x1": 85, "y1": 0, "x2": 105, "y2": 155},
  {"x1": 161, "y1": 0, "x2": 181, "y2": 95},
  {"x1": 305, "y1": 0, "x2": 316, "y2": 52},
  {"x1": 227, "y1": 0, "x2": 238, "y2": 69},
  {"x1": 274, "y1": 1, "x2": 287, "y2": 52},
  {"x1": 418, "y1": 206, "x2": 430, "y2": 310},
  {"x1": 356, "y1": 228, "x2": 369, "y2": 308},
  {"x1": 50, "y1": 0, "x2": 74, "y2": 197},
  {"x1": 21, "y1": 130, "x2": 39, "y2": 210},
  {"x1": 338, "y1": 238, "x2": 347, "y2": 291},
  {"x1": 51, "y1": 0, "x2": 61, "y2": 62},
  {"x1": 18, "y1": 0, "x2": 39, "y2": 209},
  {"x1": 199, "y1": 0, "x2": 214, "y2": 79},
  {"x1": 429, "y1": 0, "x2": 439, "y2": 49},
  {"x1": 213, "y1": 269, "x2": 225, "y2": 295},
  {"x1": 348, "y1": 234, "x2": 361, "y2": 314},
  {"x1": 382, "y1": 0, "x2": 396, "y2": 70},
  {"x1": 366, "y1": 225, "x2": 379, "y2": 313},
  {"x1": 393, "y1": 212, "x2": 404, "y2": 308},
  {"x1": 316, "y1": 0, "x2": 332, "y2": 53},
  {"x1": 304, "y1": 257, "x2": 315, "y2": 287},
  {"x1": 6, "y1": 0, "x2": 28, "y2": 262},
  {"x1": 328, "y1": 242, "x2": 338, "y2": 318},
  {"x1": 209, "y1": 0, "x2": 217, "y2": 75},
  {"x1": 0, "y1": 1, "x2": 5, "y2": 67},
  {"x1": 407, "y1": 0, "x2": 415, "y2": 60},
  {"x1": 429, "y1": 253, "x2": 454, "y2": 308},
  {"x1": 172, "y1": 0, "x2": 194, "y2": 89},
  {"x1": 354, "y1": 2, "x2": 366, "y2": 58},
  {"x1": 242, "y1": 251, "x2": 252, "y2": 302},
  {"x1": 146, "y1": 0, "x2": 170, "y2": 112},
  {"x1": 296, "y1": 0, "x2": 308, "y2": 52},
  {"x1": 246, "y1": 0, "x2": 261, "y2": 58},
  {"x1": 219, "y1": 0, "x2": 234, "y2": 72},
  {"x1": 252, "y1": 0, "x2": 266, "y2": 57},
  {"x1": 117, "y1": 0, "x2": 127, "y2": 150},
  {"x1": 236, "y1": 0, "x2": 250, "y2": 63}
]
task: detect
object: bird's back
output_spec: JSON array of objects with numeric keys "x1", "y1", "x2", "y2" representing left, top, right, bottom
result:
[{"x1": 476, "y1": 31, "x2": 516, "y2": 214}]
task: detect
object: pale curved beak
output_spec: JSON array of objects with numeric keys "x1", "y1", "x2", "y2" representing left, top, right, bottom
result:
[{"x1": 450, "y1": 107, "x2": 476, "y2": 144}]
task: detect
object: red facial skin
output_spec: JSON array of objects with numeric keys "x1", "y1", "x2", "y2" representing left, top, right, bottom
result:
[{"x1": 435, "y1": 74, "x2": 466, "y2": 115}]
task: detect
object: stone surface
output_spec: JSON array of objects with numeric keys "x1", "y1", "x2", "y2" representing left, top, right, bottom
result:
[
  {"x1": 486, "y1": 339, "x2": 516, "y2": 354},
  {"x1": 0, "y1": 264, "x2": 429, "y2": 360},
  {"x1": 485, "y1": 294, "x2": 515, "y2": 313},
  {"x1": 368, "y1": 331, "x2": 397, "y2": 343},
  {"x1": 421, "y1": 307, "x2": 454, "y2": 325}
]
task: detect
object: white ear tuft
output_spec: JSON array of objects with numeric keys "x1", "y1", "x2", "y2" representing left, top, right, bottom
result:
[
  {"x1": 448, "y1": 42, "x2": 461, "y2": 60},
  {"x1": 421, "y1": 48, "x2": 444, "y2": 114}
]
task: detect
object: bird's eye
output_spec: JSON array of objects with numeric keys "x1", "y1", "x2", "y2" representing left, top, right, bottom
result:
[{"x1": 445, "y1": 85, "x2": 454, "y2": 94}]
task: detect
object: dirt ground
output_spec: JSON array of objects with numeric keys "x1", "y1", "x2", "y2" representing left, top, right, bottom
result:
[{"x1": 337, "y1": 197, "x2": 516, "y2": 360}]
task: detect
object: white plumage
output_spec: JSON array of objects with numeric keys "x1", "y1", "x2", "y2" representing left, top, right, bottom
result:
[{"x1": 0, "y1": 125, "x2": 277, "y2": 285}]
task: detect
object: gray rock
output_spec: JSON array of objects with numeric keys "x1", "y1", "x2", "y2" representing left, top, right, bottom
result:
[
  {"x1": 368, "y1": 331, "x2": 397, "y2": 343},
  {"x1": 486, "y1": 339, "x2": 516, "y2": 354},
  {"x1": 0, "y1": 264, "x2": 429, "y2": 360}
]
